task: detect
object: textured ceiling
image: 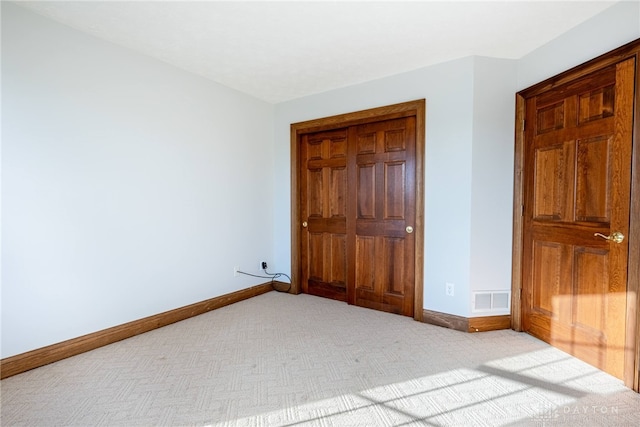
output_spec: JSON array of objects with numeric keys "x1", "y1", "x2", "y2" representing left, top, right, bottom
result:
[{"x1": 16, "y1": 1, "x2": 618, "y2": 103}]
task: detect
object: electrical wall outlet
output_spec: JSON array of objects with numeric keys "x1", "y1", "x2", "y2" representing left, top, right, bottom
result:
[
  {"x1": 261, "y1": 261, "x2": 268, "y2": 270},
  {"x1": 446, "y1": 282, "x2": 455, "y2": 297},
  {"x1": 234, "y1": 266, "x2": 240, "y2": 277}
]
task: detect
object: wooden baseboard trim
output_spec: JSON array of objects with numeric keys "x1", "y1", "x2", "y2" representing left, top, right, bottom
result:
[
  {"x1": 0, "y1": 283, "x2": 274, "y2": 379},
  {"x1": 422, "y1": 309, "x2": 511, "y2": 333},
  {"x1": 468, "y1": 315, "x2": 511, "y2": 332},
  {"x1": 422, "y1": 309, "x2": 469, "y2": 332}
]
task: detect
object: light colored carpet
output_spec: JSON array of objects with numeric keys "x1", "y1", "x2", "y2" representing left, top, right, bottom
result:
[{"x1": 1, "y1": 292, "x2": 639, "y2": 426}]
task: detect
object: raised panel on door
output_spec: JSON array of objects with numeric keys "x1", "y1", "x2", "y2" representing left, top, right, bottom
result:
[
  {"x1": 575, "y1": 136, "x2": 611, "y2": 222},
  {"x1": 533, "y1": 142, "x2": 574, "y2": 221},
  {"x1": 300, "y1": 129, "x2": 348, "y2": 301},
  {"x1": 350, "y1": 117, "x2": 415, "y2": 316},
  {"x1": 531, "y1": 240, "x2": 563, "y2": 319},
  {"x1": 573, "y1": 247, "x2": 608, "y2": 336},
  {"x1": 522, "y1": 59, "x2": 634, "y2": 380}
]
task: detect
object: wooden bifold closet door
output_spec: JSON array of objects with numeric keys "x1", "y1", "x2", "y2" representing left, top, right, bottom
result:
[{"x1": 294, "y1": 101, "x2": 424, "y2": 318}]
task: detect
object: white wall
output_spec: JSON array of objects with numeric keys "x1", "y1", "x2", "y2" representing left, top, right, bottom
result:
[
  {"x1": 469, "y1": 57, "x2": 518, "y2": 315},
  {"x1": 1, "y1": 3, "x2": 275, "y2": 358},
  {"x1": 517, "y1": 0, "x2": 640, "y2": 90},
  {"x1": 274, "y1": 56, "x2": 518, "y2": 318}
]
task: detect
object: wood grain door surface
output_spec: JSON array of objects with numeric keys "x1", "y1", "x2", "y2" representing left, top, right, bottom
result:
[
  {"x1": 300, "y1": 116, "x2": 416, "y2": 316},
  {"x1": 522, "y1": 59, "x2": 635, "y2": 380},
  {"x1": 300, "y1": 128, "x2": 349, "y2": 302}
]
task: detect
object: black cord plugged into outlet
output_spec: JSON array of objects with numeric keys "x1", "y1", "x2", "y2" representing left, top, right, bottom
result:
[{"x1": 236, "y1": 268, "x2": 292, "y2": 293}]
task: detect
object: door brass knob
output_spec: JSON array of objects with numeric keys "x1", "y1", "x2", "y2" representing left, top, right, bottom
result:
[
  {"x1": 594, "y1": 231, "x2": 624, "y2": 244},
  {"x1": 302, "y1": 221, "x2": 308, "y2": 228},
  {"x1": 406, "y1": 226, "x2": 414, "y2": 234}
]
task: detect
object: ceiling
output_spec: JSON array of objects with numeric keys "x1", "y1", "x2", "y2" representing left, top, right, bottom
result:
[{"x1": 15, "y1": 0, "x2": 618, "y2": 104}]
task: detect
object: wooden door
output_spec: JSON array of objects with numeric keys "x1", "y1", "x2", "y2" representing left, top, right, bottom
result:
[
  {"x1": 298, "y1": 110, "x2": 419, "y2": 318},
  {"x1": 349, "y1": 117, "x2": 416, "y2": 316},
  {"x1": 521, "y1": 59, "x2": 635, "y2": 380},
  {"x1": 300, "y1": 128, "x2": 349, "y2": 301}
]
